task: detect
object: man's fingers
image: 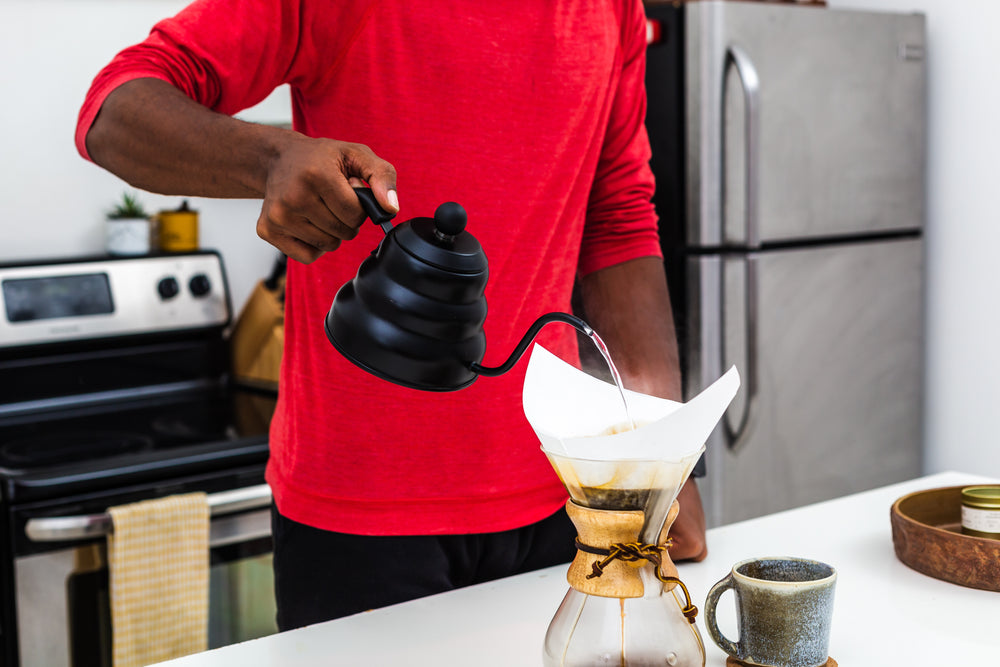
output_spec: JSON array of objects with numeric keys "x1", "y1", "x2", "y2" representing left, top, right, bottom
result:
[
  {"x1": 256, "y1": 205, "x2": 347, "y2": 263},
  {"x1": 266, "y1": 189, "x2": 361, "y2": 241},
  {"x1": 268, "y1": 233, "x2": 335, "y2": 265},
  {"x1": 315, "y1": 173, "x2": 369, "y2": 232}
]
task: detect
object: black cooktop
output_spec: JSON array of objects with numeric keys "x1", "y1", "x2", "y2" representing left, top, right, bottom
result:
[
  {"x1": 0, "y1": 383, "x2": 276, "y2": 502},
  {"x1": 0, "y1": 253, "x2": 279, "y2": 503}
]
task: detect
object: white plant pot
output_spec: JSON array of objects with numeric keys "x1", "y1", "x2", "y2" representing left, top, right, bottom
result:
[{"x1": 106, "y1": 216, "x2": 151, "y2": 255}]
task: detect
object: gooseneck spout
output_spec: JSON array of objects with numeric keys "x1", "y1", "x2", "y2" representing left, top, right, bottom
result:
[{"x1": 470, "y1": 312, "x2": 593, "y2": 378}]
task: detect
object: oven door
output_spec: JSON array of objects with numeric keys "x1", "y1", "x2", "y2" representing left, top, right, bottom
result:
[{"x1": 16, "y1": 485, "x2": 276, "y2": 667}]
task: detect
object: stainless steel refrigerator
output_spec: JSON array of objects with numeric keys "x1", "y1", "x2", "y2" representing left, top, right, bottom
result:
[{"x1": 643, "y1": 1, "x2": 926, "y2": 526}]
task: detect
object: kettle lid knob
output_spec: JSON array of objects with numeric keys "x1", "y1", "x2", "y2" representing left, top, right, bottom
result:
[{"x1": 434, "y1": 202, "x2": 467, "y2": 238}]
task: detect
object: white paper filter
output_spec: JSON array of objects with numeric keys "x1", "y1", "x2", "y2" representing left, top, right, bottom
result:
[{"x1": 522, "y1": 344, "x2": 740, "y2": 463}]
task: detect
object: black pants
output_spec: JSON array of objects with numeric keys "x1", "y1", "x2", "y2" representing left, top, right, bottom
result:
[{"x1": 271, "y1": 506, "x2": 577, "y2": 631}]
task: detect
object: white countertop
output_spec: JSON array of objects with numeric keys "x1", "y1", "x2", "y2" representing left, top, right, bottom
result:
[{"x1": 156, "y1": 471, "x2": 1000, "y2": 667}]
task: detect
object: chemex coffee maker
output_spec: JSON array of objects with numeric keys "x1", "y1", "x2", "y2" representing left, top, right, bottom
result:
[
  {"x1": 325, "y1": 189, "x2": 592, "y2": 391},
  {"x1": 541, "y1": 447, "x2": 706, "y2": 666}
]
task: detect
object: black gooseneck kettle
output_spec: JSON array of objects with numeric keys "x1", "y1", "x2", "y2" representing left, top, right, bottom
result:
[{"x1": 324, "y1": 188, "x2": 593, "y2": 391}]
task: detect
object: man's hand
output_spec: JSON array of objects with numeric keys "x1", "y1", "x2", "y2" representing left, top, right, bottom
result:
[
  {"x1": 86, "y1": 78, "x2": 398, "y2": 264},
  {"x1": 669, "y1": 479, "x2": 708, "y2": 561},
  {"x1": 258, "y1": 135, "x2": 398, "y2": 263}
]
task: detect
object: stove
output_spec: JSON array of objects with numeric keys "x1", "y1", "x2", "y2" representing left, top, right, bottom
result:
[{"x1": 0, "y1": 251, "x2": 278, "y2": 666}]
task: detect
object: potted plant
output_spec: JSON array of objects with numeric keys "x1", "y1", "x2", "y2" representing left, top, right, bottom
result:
[{"x1": 105, "y1": 191, "x2": 152, "y2": 255}]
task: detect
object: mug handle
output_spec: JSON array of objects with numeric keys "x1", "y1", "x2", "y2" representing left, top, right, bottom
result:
[{"x1": 705, "y1": 573, "x2": 741, "y2": 659}]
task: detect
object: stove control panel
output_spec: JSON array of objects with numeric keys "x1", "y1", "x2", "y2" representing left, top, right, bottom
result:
[{"x1": 0, "y1": 252, "x2": 231, "y2": 348}]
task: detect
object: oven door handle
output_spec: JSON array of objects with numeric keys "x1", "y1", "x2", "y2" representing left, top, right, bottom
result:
[{"x1": 24, "y1": 484, "x2": 273, "y2": 543}]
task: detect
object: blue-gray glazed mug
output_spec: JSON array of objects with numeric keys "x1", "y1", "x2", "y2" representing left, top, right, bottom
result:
[{"x1": 704, "y1": 557, "x2": 836, "y2": 667}]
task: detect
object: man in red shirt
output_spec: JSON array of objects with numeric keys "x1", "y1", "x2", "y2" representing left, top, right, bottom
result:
[{"x1": 78, "y1": 0, "x2": 706, "y2": 628}]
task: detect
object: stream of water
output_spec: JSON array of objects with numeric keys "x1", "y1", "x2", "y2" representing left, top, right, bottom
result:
[{"x1": 586, "y1": 330, "x2": 637, "y2": 433}]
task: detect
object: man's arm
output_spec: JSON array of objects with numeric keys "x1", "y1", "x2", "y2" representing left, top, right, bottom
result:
[
  {"x1": 86, "y1": 78, "x2": 398, "y2": 264},
  {"x1": 579, "y1": 256, "x2": 708, "y2": 561}
]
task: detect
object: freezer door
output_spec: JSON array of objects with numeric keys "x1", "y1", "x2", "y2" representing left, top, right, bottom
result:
[
  {"x1": 684, "y1": 2, "x2": 926, "y2": 246},
  {"x1": 689, "y1": 238, "x2": 923, "y2": 526}
]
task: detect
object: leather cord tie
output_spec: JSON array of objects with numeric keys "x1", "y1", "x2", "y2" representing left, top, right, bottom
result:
[{"x1": 574, "y1": 538, "x2": 699, "y2": 623}]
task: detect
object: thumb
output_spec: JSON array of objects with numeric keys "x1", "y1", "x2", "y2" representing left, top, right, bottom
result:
[
  {"x1": 369, "y1": 179, "x2": 399, "y2": 216},
  {"x1": 361, "y1": 164, "x2": 398, "y2": 215},
  {"x1": 342, "y1": 142, "x2": 399, "y2": 215}
]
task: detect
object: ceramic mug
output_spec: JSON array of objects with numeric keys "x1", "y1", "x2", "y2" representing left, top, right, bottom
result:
[{"x1": 704, "y1": 557, "x2": 836, "y2": 667}]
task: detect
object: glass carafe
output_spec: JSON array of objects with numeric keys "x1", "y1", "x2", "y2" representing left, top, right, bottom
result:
[{"x1": 542, "y1": 449, "x2": 706, "y2": 667}]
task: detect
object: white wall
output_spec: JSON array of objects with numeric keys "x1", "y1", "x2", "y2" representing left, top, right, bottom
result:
[
  {"x1": 0, "y1": 0, "x2": 286, "y2": 315},
  {"x1": 2, "y1": 1, "x2": 997, "y2": 477},
  {"x1": 827, "y1": 0, "x2": 1000, "y2": 477}
]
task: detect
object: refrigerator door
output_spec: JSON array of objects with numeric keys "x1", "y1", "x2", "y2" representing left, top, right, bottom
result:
[
  {"x1": 690, "y1": 238, "x2": 923, "y2": 526},
  {"x1": 684, "y1": 1, "x2": 926, "y2": 247}
]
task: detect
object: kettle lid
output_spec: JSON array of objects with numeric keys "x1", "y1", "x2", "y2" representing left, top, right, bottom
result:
[{"x1": 393, "y1": 202, "x2": 487, "y2": 275}]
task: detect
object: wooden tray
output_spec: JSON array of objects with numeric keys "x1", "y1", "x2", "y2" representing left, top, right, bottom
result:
[{"x1": 890, "y1": 485, "x2": 1000, "y2": 592}]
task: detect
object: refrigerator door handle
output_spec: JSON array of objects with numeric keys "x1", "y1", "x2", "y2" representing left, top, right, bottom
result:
[
  {"x1": 725, "y1": 44, "x2": 761, "y2": 246},
  {"x1": 722, "y1": 45, "x2": 760, "y2": 453},
  {"x1": 722, "y1": 254, "x2": 759, "y2": 453}
]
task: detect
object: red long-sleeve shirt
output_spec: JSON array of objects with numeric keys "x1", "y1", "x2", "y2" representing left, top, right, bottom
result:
[{"x1": 77, "y1": 0, "x2": 662, "y2": 535}]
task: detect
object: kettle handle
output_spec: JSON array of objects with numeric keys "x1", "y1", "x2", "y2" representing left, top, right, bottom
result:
[
  {"x1": 353, "y1": 187, "x2": 396, "y2": 234},
  {"x1": 471, "y1": 312, "x2": 593, "y2": 378}
]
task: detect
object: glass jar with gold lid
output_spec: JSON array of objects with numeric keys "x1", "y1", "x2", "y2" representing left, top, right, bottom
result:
[{"x1": 961, "y1": 486, "x2": 1000, "y2": 539}]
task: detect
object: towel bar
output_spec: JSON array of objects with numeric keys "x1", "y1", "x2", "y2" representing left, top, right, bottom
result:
[{"x1": 24, "y1": 484, "x2": 272, "y2": 543}]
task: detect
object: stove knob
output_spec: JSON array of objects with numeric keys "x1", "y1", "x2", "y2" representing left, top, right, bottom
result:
[
  {"x1": 189, "y1": 273, "x2": 212, "y2": 297},
  {"x1": 157, "y1": 276, "x2": 180, "y2": 300}
]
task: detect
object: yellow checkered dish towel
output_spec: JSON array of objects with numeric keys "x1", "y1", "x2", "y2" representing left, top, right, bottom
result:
[{"x1": 108, "y1": 492, "x2": 209, "y2": 667}]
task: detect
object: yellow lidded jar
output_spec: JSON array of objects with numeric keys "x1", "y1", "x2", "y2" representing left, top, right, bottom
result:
[
  {"x1": 157, "y1": 200, "x2": 199, "y2": 252},
  {"x1": 960, "y1": 486, "x2": 1000, "y2": 539}
]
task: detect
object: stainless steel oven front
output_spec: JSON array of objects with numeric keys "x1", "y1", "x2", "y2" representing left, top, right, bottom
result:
[
  {"x1": 0, "y1": 252, "x2": 278, "y2": 666},
  {"x1": 16, "y1": 483, "x2": 275, "y2": 667}
]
